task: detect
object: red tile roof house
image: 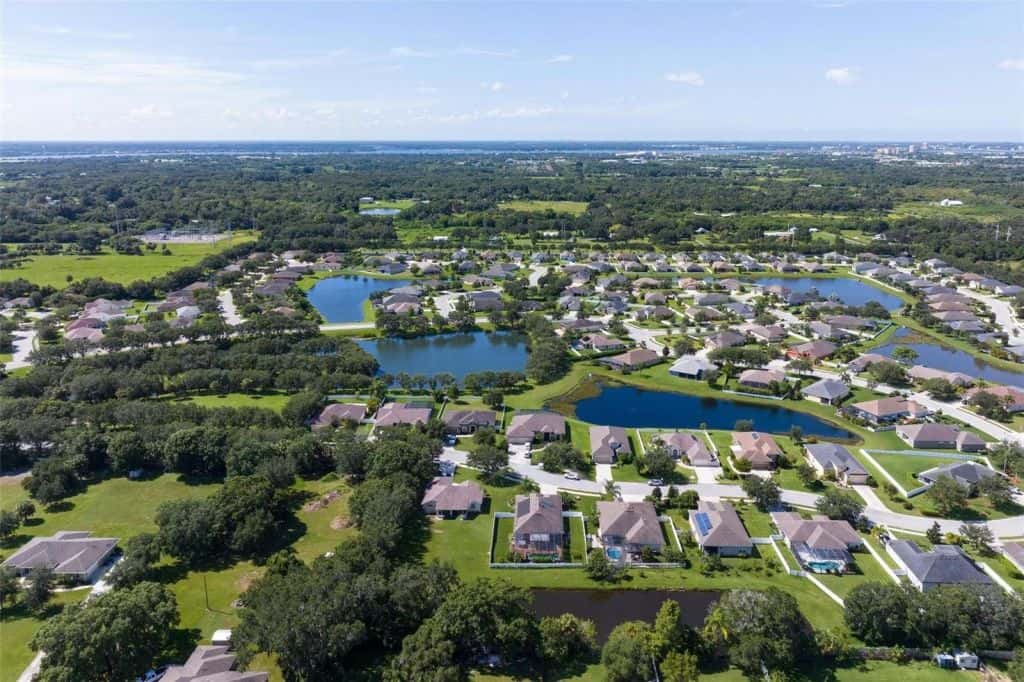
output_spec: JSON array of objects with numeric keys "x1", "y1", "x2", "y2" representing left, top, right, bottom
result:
[
  {"x1": 511, "y1": 493, "x2": 566, "y2": 560},
  {"x1": 965, "y1": 385, "x2": 1024, "y2": 413},
  {"x1": 421, "y1": 477, "x2": 485, "y2": 518},
  {"x1": 770, "y1": 512, "x2": 863, "y2": 573},
  {"x1": 374, "y1": 402, "x2": 432, "y2": 428},
  {"x1": 506, "y1": 411, "x2": 566, "y2": 445},
  {"x1": 1, "y1": 531, "x2": 118, "y2": 582},
  {"x1": 689, "y1": 501, "x2": 753, "y2": 556},
  {"x1": 731, "y1": 431, "x2": 783, "y2": 470},
  {"x1": 601, "y1": 348, "x2": 662, "y2": 371},
  {"x1": 847, "y1": 397, "x2": 931, "y2": 425},
  {"x1": 441, "y1": 409, "x2": 499, "y2": 435},
  {"x1": 590, "y1": 425, "x2": 631, "y2": 464},
  {"x1": 597, "y1": 501, "x2": 664, "y2": 555},
  {"x1": 652, "y1": 432, "x2": 716, "y2": 466},
  {"x1": 737, "y1": 368, "x2": 786, "y2": 391},
  {"x1": 895, "y1": 423, "x2": 986, "y2": 452},
  {"x1": 311, "y1": 403, "x2": 367, "y2": 430},
  {"x1": 785, "y1": 340, "x2": 837, "y2": 363}
]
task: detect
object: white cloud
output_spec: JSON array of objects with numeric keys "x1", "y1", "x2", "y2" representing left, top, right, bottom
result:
[
  {"x1": 127, "y1": 104, "x2": 173, "y2": 120},
  {"x1": 2, "y1": 52, "x2": 246, "y2": 89},
  {"x1": 998, "y1": 58, "x2": 1024, "y2": 71},
  {"x1": 664, "y1": 71, "x2": 704, "y2": 86},
  {"x1": 481, "y1": 81, "x2": 505, "y2": 92},
  {"x1": 390, "y1": 46, "x2": 433, "y2": 58},
  {"x1": 547, "y1": 55, "x2": 574, "y2": 63},
  {"x1": 824, "y1": 66, "x2": 857, "y2": 84}
]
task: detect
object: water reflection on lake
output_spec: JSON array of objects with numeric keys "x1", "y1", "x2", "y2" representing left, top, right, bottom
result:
[
  {"x1": 875, "y1": 328, "x2": 1024, "y2": 388},
  {"x1": 357, "y1": 331, "x2": 528, "y2": 381},
  {"x1": 306, "y1": 275, "x2": 412, "y2": 323},
  {"x1": 752, "y1": 277, "x2": 904, "y2": 311}
]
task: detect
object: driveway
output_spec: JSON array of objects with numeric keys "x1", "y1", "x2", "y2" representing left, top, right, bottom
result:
[
  {"x1": 217, "y1": 290, "x2": 243, "y2": 326},
  {"x1": 6, "y1": 328, "x2": 37, "y2": 370}
]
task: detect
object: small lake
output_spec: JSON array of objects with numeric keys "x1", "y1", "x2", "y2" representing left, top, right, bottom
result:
[
  {"x1": 753, "y1": 277, "x2": 904, "y2": 311},
  {"x1": 531, "y1": 589, "x2": 719, "y2": 642},
  {"x1": 875, "y1": 328, "x2": 1024, "y2": 388},
  {"x1": 307, "y1": 275, "x2": 412, "y2": 323},
  {"x1": 359, "y1": 207, "x2": 401, "y2": 216},
  {"x1": 570, "y1": 384, "x2": 854, "y2": 439},
  {"x1": 357, "y1": 331, "x2": 529, "y2": 381}
]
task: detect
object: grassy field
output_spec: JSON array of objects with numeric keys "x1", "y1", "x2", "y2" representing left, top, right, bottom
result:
[
  {"x1": 813, "y1": 547, "x2": 894, "y2": 598},
  {"x1": 1, "y1": 589, "x2": 91, "y2": 682},
  {"x1": 498, "y1": 200, "x2": 589, "y2": 216},
  {"x1": 167, "y1": 392, "x2": 292, "y2": 412},
  {"x1": 868, "y1": 452, "x2": 966, "y2": 491},
  {"x1": 0, "y1": 233, "x2": 256, "y2": 289}
]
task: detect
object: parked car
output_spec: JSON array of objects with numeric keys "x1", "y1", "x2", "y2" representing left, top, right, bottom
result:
[
  {"x1": 647, "y1": 478, "x2": 664, "y2": 486},
  {"x1": 563, "y1": 470, "x2": 580, "y2": 480}
]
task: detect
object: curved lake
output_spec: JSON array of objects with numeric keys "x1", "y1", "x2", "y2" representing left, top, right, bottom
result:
[
  {"x1": 357, "y1": 331, "x2": 528, "y2": 381},
  {"x1": 875, "y1": 328, "x2": 1024, "y2": 388},
  {"x1": 531, "y1": 589, "x2": 719, "y2": 643},
  {"x1": 570, "y1": 384, "x2": 854, "y2": 439},
  {"x1": 307, "y1": 275, "x2": 412, "y2": 323},
  {"x1": 753, "y1": 277, "x2": 904, "y2": 311}
]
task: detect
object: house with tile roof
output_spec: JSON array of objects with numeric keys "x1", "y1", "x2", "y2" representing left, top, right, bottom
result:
[
  {"x1": 886, "y1": 540, "x2": 992, "y2": 591},
  {"x1": 597, "y1": 501, "x2": 664, "y2": 554},
  {"x1": 689, "y1": 501, "x2": 752, "y2": 556}
]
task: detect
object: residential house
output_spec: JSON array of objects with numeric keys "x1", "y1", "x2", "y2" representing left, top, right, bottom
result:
[
  {"x1": 421, "y1": 477, "x2": 485, "y2": 517},
  {"x1": 887, "y1": 540, "x2": 992, "y2": 591},
  {"x1": 511, "y1": 494, "x2": 565, "y2": 559},
  {"x1": 848, "y1": 353, "x2": 890, "y2": 374},
  {"x1": 737, "y1": 368, "x2": 786, "y2": 390},
  {"x1": 652, "y1": 432, "x2": 715, "y2": 466},
  {"x1": 689, "y1": 501, "x2": 753, "y2": 556},
  {"x1": 896, "y1": 423, "x2": 985, "y2": 452},
  {"x1": 964, "y1": 385, "x2": 1024, "y2": 413},
  {"x1": 374, "y1": 402, "x2": 432, "y2": 428},
  {"x1": 695, "y1": 292, "x2": 731, "y2": 306},
  {"x1": 687, "y1": 306, "x2": 726, "y2": 322},
  {"x1": 601, "y1": 348, "x2": 661, "y2": 371},
  {"x1": 597, "y1": 501, "x2": 664, "y2": 554},
  {"x1": 442, "y1": 409, "x2": 498, "y2": 434},
  {"x1": 804, "y1": 443, "x2": 868, "y2": 484},
  {"x1": 559, "y1": 318, "x2": 605, "y2": 334},
  {"x1": 590, "y1": 425, "x2": 631, "y2": 464},
  {"x1": 771, "y1": 512, "x2": 863, "y2": 573},
  {"x1": 848, "y1": 397, "x2": 931, "y2": 425},
  {"x1": 312, "y1": 403, "x2": 367, "y2": 430},
  {"x1": 635, "y1": 305, "x2": 675, "y2": 321},
  {"x1": 161, "y1": 645, "x2": 269, "y2": 682},
  {"x1": 801, "y1": 378, "x2": 850, "y2": 405},
  {"x1": 578, "y1": 333, "x2": 626, "y2": 352},
  {"x1": 705, "y1": 330, "x2": 747, "y2": 351},
  {"x1": 1, "y1": 531, "x2": 117, "y2": 582},
  {"x1": 731, "y1": 431, "x2": 782, "y2": 470},
  {"x1": 786, "y1": 340, "x2": 837, "y2": 363},
  {"x1": 668, "y1": 355, "x2": 717, "y2": 380},
  {"x1": 916, "y1": 461, "x2": 999, "y2": 490},
  {"x1": 907, "y1": 365, "x2": 974, "y2": 387},
  {"x1": 747, "y1": 325, "x2": 787, "y2": 343},
  {"x1": 466, "y1": 290, "x2": 504, "y2": 312},
  {"x1": 808, "y1": 321, "x2": 854, "y2": 342},
  {"x1": 506, "y1": 411, "x2": 566, "y2": 445}
]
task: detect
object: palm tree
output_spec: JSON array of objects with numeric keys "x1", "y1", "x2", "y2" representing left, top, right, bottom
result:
[{"x1": 604, "y1": 480, "x2": 622, "y2": 500}]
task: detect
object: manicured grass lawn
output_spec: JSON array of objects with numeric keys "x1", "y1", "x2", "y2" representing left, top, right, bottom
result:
[
  {"x1": 869, "y1": 453, "x2": 967, "y2": 491},
  {"x1": 0, "y1": 233, "x2": 256, "y2": 289},
  {"x1": 567, "y1": 419, "x2": 592, "y2": 455},
  {"x1": 965, "y1": 547, "x2": 1024, "y2": 595},
  {"x1": 862, "y1": 534, "x2": 900, "y2": 572},
  {"x1": 698, "y1": 659, "x2": 973, "y2": 681},
  {"x1": 498, "y1": 200, "x2": 589, "y2": 216},
  {"x1": 1, "y1": 589, "x2": 91, "y2": 682},
  {"x1": 814, "y1": 548, "x2": 894, "y2": 598},
  {"x1": 566, "y1": 516, "x2": 586, "y2": 563},
  {"x1": 735, "y1": 504, "x2": 774, "y2": 538},
  {"x1": 167, "y1": 392, "x2": 292, "y2": 412}
]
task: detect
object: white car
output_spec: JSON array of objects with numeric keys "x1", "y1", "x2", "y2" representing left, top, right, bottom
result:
[
  {"x1": 563, "y1": 470, "x2": 580, "y2": 480},
  {"x1": 647, "y1": 478, "x2": 664, "y2": 486}
]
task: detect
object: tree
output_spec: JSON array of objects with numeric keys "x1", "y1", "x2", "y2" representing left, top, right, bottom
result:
[
  {"x1": 660, "y1": 650, "x2": 700, "y2": 682},
  {"x1": 387, "y1": 619, "x2": 465, "y2": 682},
  {"x1": 1007, "y1": 646, "x2": 1024, "y2": 682},
  {"x1": 23, "y1": 566, "x2": 55, "y2": 611},
  {"x1": 585, "y1": 548, "x2": 620, "y2": 582},
  {"x1": 429, "y1": 579, "x2": 539, "y2": 663},
  {"x1": 0, "y1": 566, "x2": 21, "y2": 606},
  {"x1": 959, "y1": 522, "x2": 995, "y2": 555},
  {"x1": 892, "y1": 346, "x2": 919, "y2": 365},
  {"x1": 282, "y1": 391, "x2": 324, "y2": 427},
  {"x1": 537, "y1": 441, "x2": 588, "y2": 474},
  {"x1": 0, "y1": 509, "x2": 20, "y2": 540},
  {"x1": 926, "y1": 521, "x2": 942, "y2": 545},
  {"x1": 467, "y1": 444, "x2": 508, "y2": 480},
  {"x1": 652, "y1": 599, "x2": 697, "y2": 660},
  {"x1": 703, "y1": 588, "x2": 809, "y2": 676},
  {"x1": 604, "y1": 480, "x2": 622, "y2": 500},
  {"x1": 921, "y1": 378, "x2": 958, "y2": 401},
  {"x1": 977, "y1": 473, "x2": 1014, "y2": 508},
  {"x1": 867, "y1": 361, "x2": 908, "y2": 386},
  {"x1": 928, "y1": 475, "x2": 968, "y2": 516},
  {"x1": 844, "y1": 582, "x2": 914, "y2": 645},
  {"x1": 109, "y1": 532, "x2": 162, "y2": 588},
  {"x1": 22, "y1": 457, "x2": 80, "y2": 505},
  {"x1": 538, "y1": 613, "x2": 597, "y2": 668},
  {"x1": 15, "y1": 500, "x2": 36, "y2": 521},
  {"x1": 31, "y1": 582, "x2": 179, "y2": 682},
  {"x1": 741, "y1": 476, "x2": 781, "y2": 511},
  {"x1": 797, "y1": 462, "x2": 820, "y2": 488},
  {"x1": 106, "y1": 431, "x2": 151, "y2": 474},
  {"x1": 644, "y1": 445, "x2": 676, "y2": 480},
  {"x1": 602, "y1": 621, "x2": 654, "y2": 682},
  {"x1": 483, "y1": 390, "x2": 504, "y2": 410},
  {"x1": 815, "y1": 488, "x2": 864, "y2": 523}
]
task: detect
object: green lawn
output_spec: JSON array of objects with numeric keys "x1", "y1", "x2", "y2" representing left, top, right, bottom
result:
[
  {"x1": 814, "y1": 548, "x2": 894, "y2": 598},
  {"x1": 869, "y1": 452, "x2": 967, "y2": 492},
  {"x1": 0, "y1": 233, "x2": 256, "y2": 289},
  {"x1": 166, "y1": 392, "x2": 292, "y2": 412},
  {"x1": 497, "y1": 200, "x2": 589, "y2": 216},
  {"x1": 1, "y1": 589, "x2": 91, "y2": 682},
  {"x1": 698, "y1": 659, "x2": 974, "y2": 681},
  {"x1": 735, "y1": 504, "x2": 774, "y2": 538}
]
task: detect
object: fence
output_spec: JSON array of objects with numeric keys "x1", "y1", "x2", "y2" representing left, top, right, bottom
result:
[{"x1": 488, "y1": 511, "x2": 588, "y2": 569}]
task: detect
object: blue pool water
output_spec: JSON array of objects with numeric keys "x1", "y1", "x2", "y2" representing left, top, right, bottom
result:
[
  {"x1": 753, "y1": 277, "x2": 904, "y2": 311},
  {"x1": 571, "y1": 384, "x2": 853, "y2": 439},
  {"x1": 606, "y1": 547, "x2": 624, "y2": 561},
  {"x1": 306, "y1": 275, "x2": 412, "y2": 323}
]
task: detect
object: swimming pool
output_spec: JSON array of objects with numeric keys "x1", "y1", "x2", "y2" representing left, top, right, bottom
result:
[{"x1": 606, "y1": 547, "x2": 624, "y2": 561}]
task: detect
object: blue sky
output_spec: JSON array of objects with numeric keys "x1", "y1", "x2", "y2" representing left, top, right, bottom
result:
[{"x1": 2, "y1": 1, "x2": 1022, "y2": 141}]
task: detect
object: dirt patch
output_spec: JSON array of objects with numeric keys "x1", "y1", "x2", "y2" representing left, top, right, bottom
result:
[
  {"x1": 329, "y1": 516, "x2": 351, "y2": 531},
  {"x1": 235, "y1": 570, "x2": 261, "y2": 593},
  {"x1": 302, "y1": 490, "x2": 341, "y2": 513}
]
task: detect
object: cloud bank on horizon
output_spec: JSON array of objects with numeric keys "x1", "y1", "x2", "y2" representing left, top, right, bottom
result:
[{"x1": 2, "y1": 1, "x2": 1021, "y2": 141}]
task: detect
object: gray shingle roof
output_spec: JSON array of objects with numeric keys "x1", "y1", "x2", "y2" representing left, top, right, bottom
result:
[
  {"x1": 889, "y1": 540, "x2": 992, "y2": 588},
  {"x1": 803, "y1": 443, "x2": 866, "y2": 478},
  {"x1": 1, "y1": 531, "x2": 117, "y2": 577}
]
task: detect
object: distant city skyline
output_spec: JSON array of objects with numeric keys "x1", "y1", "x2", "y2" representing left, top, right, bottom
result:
[{"x1": 2, "y1": 1, "x2": 1022, "y2": 141}]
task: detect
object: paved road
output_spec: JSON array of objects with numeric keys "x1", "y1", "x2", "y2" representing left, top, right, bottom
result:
[
  {"x1": 528, "y1": 265, "x2": 548, "y2": 287},
  {"x1": 623, "y1": 322, "x2": 668, "y2": 352},
  {"x1": 319, "y1": 321, "x2": 376, "y2": 331},
  {"x1": 958, "y1": 287, "x2": 1024, "y2": 358},
  {"x1": 910, "y1": 391, "x2": 1024, "y2": 445},
  {"x1": 217, "y1": 290, "x2": 243, "y2": 326},
  {"x1": 6, "y1": 328, "x2": 37, "y2": 370}
]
